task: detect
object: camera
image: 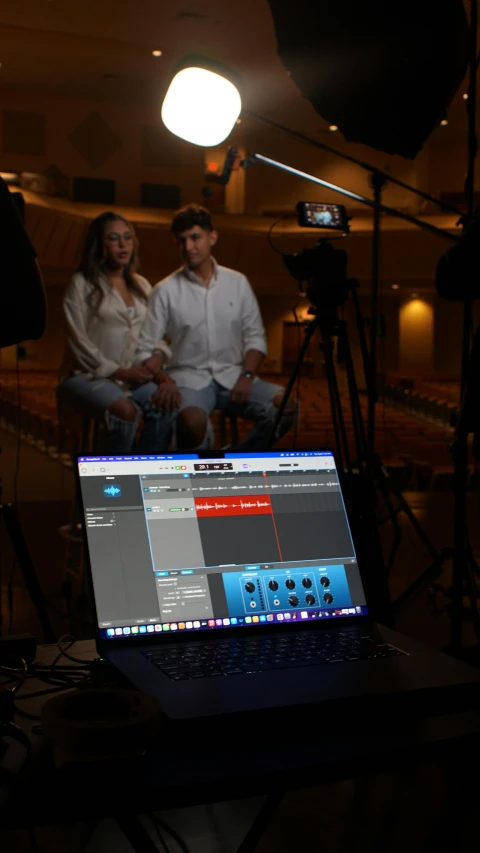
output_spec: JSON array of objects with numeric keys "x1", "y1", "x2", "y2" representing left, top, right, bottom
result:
[{"x1": 283, "y1": 237, "x2": 350, "y2": 310}]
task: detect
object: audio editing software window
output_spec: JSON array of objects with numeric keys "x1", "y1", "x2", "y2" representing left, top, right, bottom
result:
[
  {"x1": 141, "y1": 466, "x2": 365, "y2": 624},
  {"x1": 79, "y1": 454, "x2": 367, "y2": 630}
]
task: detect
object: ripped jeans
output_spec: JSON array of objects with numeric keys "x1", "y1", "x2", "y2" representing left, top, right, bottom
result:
[
  {"x1": 175, "y1": 378, "x2": 297, "y2": 451},
  {"x1": 57, "y1": 374, "x2": 174, "y2": 454}
]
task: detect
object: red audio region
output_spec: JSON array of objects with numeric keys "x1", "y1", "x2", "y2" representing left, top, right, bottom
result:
[{"x1": 194, "y1": 495, "x2": 273, "y2": 518}]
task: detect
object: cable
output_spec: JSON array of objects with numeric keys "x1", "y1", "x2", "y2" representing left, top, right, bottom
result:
[
  {"x1": 53, "y1": 634, "x2": 90, "y2": 666},
  {"x1": 0, "y1": 720, "x2": 31, "y2": 768},
  {"x1": 268, "y1": 213, "x2": 346, "y2": 255},
  {"x1": 150, "y1": 815, "x2": 191, "y2": 853},
  {"x1": 267, "y1": 214, "x2": 297, "y2": 254},
  {"x1": 0, "y1": 654, "x2": 27, "y2": 692},
  {"x1": 34, "y1": 663, "x2": 89, "y2": 672},
  {"x1": 14, "y1": 706, "x2": 42, "y2": 722},
  {"x1": 148, "y1": 816, "x2": 170, "y2": 853},
  {"x1": 15, "y1": 684, "x2": 78, "y2": 701}
]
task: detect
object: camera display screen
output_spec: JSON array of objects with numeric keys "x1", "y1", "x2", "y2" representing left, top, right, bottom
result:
[{"x1": 297, "y1": 202, "x2": 348, "y2": 231}]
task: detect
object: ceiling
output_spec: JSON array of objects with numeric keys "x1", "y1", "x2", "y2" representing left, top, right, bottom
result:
[
  {"x1": 0, "y1": 1, "x2": 304, "y2": 116},
  {"x1": 0, "y1": 0, "x2": 473, "y2": 145}
]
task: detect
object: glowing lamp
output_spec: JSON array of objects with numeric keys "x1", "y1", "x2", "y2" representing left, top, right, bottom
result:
[{"x1": 162, "y1": 56, "x2": 242, "y2": 147}]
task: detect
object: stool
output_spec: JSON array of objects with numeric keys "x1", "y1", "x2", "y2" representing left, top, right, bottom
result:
[
  {"x1": 80, "y1": 416, "x2": 101, "y2": 454},
  {"x1": 216, "y1": 410, "x2": 239, "y2": 448}
]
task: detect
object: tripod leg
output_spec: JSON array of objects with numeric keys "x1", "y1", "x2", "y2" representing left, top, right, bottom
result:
[
  {"x1": 268, "y1": 319, "x2": 317, "y2": 447},
  {"x1": 392, "y1": 551, "x2": 447, "y2": 613},
  {"x1": 323, "y1": 338, "x2": 352, "y2": 474},
  {"x1": 464, "y1": 549, "x2": 480, "y2": 644},
  {"x1": 376, "y1": 480, "x2": 404, "y2": 575},
  {"x1": 339, "y1": 318, "x2": 370, "y2": 473},
  {"x1": 115, "y1": 814, "x2": 161, "y2": 853},
  {"x1": 1, "y1": 503, "x2": 55, "y2": 643},
  {"x1": 386, "y1": 483, "x2": 438, "y2": 562},
  {"x1": 234, "y1": 793, "x2": 283, "y2": 853},
  {"x1": 451, "y1": 437, "x2": 470, "y2": 652}
]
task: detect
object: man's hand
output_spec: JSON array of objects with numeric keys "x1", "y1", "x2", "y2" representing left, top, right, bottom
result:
[
  {"x1": 151, "y1": 376, "x2": 182, "y2": 412},
  {"x1": 229, "y1": 375, "x2": 254, "y2": 405},
  {"x1": 114, "y1": 366, "x2": 154, "y2": 387},
  {"x1": 142, "y1": 354, "x2": 166, "y2": 383}
]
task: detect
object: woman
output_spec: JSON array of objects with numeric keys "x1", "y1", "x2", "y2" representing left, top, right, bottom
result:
[{"x1": 58, "y1": 211, "x2": 172, "y2": 453}]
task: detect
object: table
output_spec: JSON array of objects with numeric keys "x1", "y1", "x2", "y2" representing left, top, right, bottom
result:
[{"x1": 3, "y1": 639, "x2": 480, "y2": 852}]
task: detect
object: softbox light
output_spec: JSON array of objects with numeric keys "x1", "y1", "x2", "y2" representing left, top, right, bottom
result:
[
  {"x1": 0, "y1": 178, "x2": 47, "y2": 348},
  {"x1": 162, "y1": 56, "x2": 242, "y2": 147},
  {"x1": 267, "y1": 0, "x2": 469, "y2": 159}
]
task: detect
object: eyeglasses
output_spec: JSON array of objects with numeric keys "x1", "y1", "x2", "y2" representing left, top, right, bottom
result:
[{"x1": 105, "y1": 232, "x2": 134, "y2": 243}]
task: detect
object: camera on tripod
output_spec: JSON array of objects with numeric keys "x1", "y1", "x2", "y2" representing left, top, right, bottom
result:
[
  {"x1": 282, "y1": 202, "x2": 351, "y2": 312},
  {"x1": 284, "y1": 240, "x2": 350, "y2": 312}
]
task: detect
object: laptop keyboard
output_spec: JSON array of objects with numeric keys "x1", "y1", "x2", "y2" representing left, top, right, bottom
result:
[{"x1": 142, "y1": 630, "x2": 407, "y2": 681}]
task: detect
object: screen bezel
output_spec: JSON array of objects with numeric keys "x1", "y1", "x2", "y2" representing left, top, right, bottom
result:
[{"x1": 75, "y1": 447, "x2": 371, "y2": 654}]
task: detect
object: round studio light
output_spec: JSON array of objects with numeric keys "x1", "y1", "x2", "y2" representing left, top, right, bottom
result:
[
  {"x1": 329, "y1": 125, "x2": 338, "y2": 132},
  {"x1": 440, "y1": 119, "x2": 448, "y2": 126},
  {"x1": 391, "y1": 284, "x2": 400, "y2": 290},
  {"x1": 152, "y1": 50, "x2": 162, "y2": 57},
  {"x1": 462, "y1": 93, "x2": 468, "y2": 100},
  {"x1": 162, "y1": 57, "x2": 242, "y2": 147}
]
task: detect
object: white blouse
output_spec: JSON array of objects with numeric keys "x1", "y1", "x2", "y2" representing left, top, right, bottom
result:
[{"x1": 59, "y1": 272, "x2": 168, "y2": 380}]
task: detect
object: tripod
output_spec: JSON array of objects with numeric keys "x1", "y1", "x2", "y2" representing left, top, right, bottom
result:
[
  {"x1": 270, "y1": 251, "x2": 441, "y2": 623},
  {"x1": 392, "y1": 325, "x2": 480, "y2": 651},
  {"x1": 0, "y1": 502, "x2": 55, "y2": 643}
]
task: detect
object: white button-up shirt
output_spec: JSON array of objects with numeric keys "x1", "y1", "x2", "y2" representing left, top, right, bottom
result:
[
  {"x1": 135, "y1": 260, "x2": 267, "y2": 390},
  {"x1": 59, "y1": 272, "x2": 170, "y2": 380}
]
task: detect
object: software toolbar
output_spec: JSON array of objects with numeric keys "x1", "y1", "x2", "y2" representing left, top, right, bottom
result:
[{"x1": 78, "y1": 452, "x2": 335, "y2": 477}]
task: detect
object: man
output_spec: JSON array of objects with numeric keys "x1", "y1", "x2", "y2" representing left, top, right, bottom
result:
[{"x1": 135, "y1": 204, "x2": 296, "y2": 450}]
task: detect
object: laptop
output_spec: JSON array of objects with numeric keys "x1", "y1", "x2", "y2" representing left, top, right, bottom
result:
[{"x1": 77, "y1": 448, "x2": 480, "y2": 720}]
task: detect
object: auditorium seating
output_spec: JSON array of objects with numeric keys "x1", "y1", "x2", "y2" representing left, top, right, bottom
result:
[
  {"x1": 382, "y1": 379, "x2": 460, "y2": 429},
  {"x1": 0, "y1": 370, "x2": 458, "y2": 486}
]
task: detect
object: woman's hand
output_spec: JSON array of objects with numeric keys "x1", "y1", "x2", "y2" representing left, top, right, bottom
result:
[{"x1": 113, "y1": 366, "x2": 154, "y2": 387}]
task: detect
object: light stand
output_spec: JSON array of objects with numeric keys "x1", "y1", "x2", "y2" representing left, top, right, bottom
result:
[
  {"x1": 390, "y1": 0, "x2": 480, "y2": 656},
  {"x1": 368, "y1": 172, "x2": 386, "y2": 455},
  {"x1": 242, "y1": 152, "x2": 458, "y2": 243},
  {"x1": 452, "y1": 0, "x2": 478, "y2": 655}
]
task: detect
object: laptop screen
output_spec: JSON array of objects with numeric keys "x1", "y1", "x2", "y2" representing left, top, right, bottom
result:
[{"x1": 77, "y1": 451, "x2": 368, "y2": 640}]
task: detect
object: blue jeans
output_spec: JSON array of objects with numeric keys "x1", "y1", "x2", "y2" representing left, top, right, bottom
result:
[
  {"x1": 57, "y1": 375, "x2": 174, "y2": 454},
  {"x1": 176, "y1": 378, "x2": 296, "y2": 451}
]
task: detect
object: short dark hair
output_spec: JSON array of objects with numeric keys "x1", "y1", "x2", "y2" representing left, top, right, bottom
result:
[{"x1": 171, "y1": 204, "x2": 213, "y2": 236}]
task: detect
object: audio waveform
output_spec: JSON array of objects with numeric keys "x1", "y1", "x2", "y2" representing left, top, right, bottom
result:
[
  {"x1": 197, "y1": 500, "x2": 270, "y2": 511},
  {"x1": 103, "y1": 485, "x2": 122, "y2": 497},
  {"x1": 190, "y1": 482, "x2": 337, "y2": 492},
  {"x1": 194, "y1": 495, "x2": 272, "y2": 518}
]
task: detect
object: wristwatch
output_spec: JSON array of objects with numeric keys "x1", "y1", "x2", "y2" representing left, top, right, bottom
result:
[{"x1": 242, "y1": 370, "x2": 255, "y2": 380}]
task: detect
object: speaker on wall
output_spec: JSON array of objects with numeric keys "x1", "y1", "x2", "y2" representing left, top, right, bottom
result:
[
  {"x1": 140, "y1": 183, "x2": 181, "y2": 209},
  {"x1": 72, "y1": 177, "x2": 116, "y2": 204}
]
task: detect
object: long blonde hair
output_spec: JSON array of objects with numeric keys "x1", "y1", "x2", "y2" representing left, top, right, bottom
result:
[{"x1": 78, "y1": 211, "x2": 147, "y2": 306}]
